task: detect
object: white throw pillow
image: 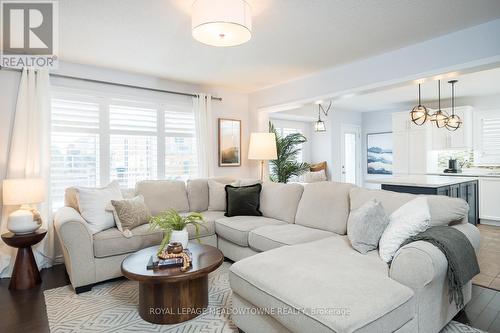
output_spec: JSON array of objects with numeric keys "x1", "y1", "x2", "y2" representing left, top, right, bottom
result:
[
  {"x1": 379, "y1": 197, "x2": 431, "y2": 263},
  {"x1": 208, "y1": 179, "x2": 227, "y2": 211},
  {"x1": 76, "y1": 181, "x2": 123, "y2": 234},
  {"x1": 303, "y1": 170, "x2": 327, "y2": 183}
]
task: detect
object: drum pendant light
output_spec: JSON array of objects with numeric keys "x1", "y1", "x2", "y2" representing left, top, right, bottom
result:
[
  {"x1": 445, "y1": 80, "x2": 462, "y2": 131},
  {"x1": 410, "y1": 84, "x2": 428, "y2": 125},
  {"x1": 192, "y1": 0, "x2": 252, "y2": 47}
]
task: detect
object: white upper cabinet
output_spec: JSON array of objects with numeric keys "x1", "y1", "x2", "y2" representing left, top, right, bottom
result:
[
  {"x1": 430, "y1": 106, "x2": 473, "y2": 150},
  {"x1": 392, "y1": 112, "x2": 428, "y2": 175},
  {"x1": 474, "y1": 109, "x2": 500, "y2": 165}
]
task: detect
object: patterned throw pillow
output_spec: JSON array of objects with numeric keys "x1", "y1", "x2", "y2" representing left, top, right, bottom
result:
[{"x1": 110, "y1": 195, "x2": 151, "y2": 236}]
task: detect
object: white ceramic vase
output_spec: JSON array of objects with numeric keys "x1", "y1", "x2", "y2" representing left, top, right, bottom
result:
[{"x1": 170, "y1": 228, "x2": 189, "y2": 249}]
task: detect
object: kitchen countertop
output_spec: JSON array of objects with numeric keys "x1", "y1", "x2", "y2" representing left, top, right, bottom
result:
[
  {"x1": 427, "y1": 172, "x2": 500, "y2": 178},
  {"x1": 366, "y1": 175, "x2": 479, "y2": 188}
]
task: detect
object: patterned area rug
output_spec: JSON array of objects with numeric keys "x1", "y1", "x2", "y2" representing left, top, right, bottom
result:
[{"x1": 44, "y1": 262, "x2": 484, "y2": 333}]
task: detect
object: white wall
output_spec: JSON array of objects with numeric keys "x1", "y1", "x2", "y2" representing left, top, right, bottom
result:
[
  {"x1": 202, "y1": 86, "x2": 251, "y2": 178},
  {"x1": 361, "y1": 110, "x2": 394, "y2": 188}
]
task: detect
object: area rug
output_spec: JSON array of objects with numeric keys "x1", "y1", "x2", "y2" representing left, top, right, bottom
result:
[{"x1": 44, "y1": 262, "x2": 485, "y2": 333}]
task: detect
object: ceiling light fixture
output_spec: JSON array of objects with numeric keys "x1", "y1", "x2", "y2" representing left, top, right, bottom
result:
[
  {"x1": 314, "y1": 101, "x2": 332, "y2": 132},
  {"x1": 192, "y1": 0, "x2": 252, "y2": 47},
  {"x1": 409, "y1": 83, "x2": 428, "y2": 126},
  {"x1": 445, "y1": 80, "x2": 462, "y2": 131},
  {"x1": 430, "y1": 80, "x2": 449, "y2": 128}
]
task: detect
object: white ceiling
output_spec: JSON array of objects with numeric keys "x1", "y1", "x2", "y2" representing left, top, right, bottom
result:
[
  {"x1": 59, "y1": 0, "x2": 500, "y2": 92},
  {"x1": 274, "y1": 66, "x2": 500, "y2": 118},
  {"x1": 331, "y1": 66, "x2": 500, "y2": 112}
]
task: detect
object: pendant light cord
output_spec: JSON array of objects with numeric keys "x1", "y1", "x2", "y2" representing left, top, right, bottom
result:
[
  {"x1": 438, "y1": 80, "x2": 441, "y2": 111},
  {"x1": 418, "y1": 84, "x2": 422, "y2": 106},
  {"x1": 451, "y1": 82, "x2": 455, "y2": 116}
]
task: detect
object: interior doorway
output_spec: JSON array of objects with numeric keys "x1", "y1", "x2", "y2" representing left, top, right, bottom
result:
[{"x1": 341, "y1": 124, "x2": 362, "y2": 185}]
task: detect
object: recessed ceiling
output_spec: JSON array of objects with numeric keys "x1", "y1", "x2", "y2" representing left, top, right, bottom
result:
[{"x1": 59, "y1": 0, "x2": 500, "y2": 92}]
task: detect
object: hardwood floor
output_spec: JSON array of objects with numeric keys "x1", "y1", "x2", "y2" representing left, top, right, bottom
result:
[
  {"x1": 0, "y1": 264, "x2": 69, "y2": 333},
  {"x1": 474, "y1": 224, "x2": 500, "y2": 290}
]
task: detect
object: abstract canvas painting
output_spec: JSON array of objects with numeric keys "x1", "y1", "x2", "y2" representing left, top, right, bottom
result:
[
  {"x1": 367, "y1": 132, "x2": 393, "y2": 175},
  {"x1": 218, "y1": 118, "x2": 241, "y2": 167}
]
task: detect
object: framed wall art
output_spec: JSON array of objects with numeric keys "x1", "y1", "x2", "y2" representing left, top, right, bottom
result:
[{"x1": 218, "y1": 118, "x2": 241, "y2": 167}]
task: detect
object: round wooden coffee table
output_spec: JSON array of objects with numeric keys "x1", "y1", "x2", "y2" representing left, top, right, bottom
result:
[{"x1": 121, "y1": 242, "x2": 224, "y2": 324}]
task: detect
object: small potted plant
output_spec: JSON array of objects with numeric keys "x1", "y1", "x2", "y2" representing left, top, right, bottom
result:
[{"x1": 149, "y1": 209, "x2": 206, "y2": 255}]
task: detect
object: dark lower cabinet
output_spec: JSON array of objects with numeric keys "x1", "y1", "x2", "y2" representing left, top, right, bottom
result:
[{"x1": 381, "y1": 180, "x2": 479, "y2": 225}]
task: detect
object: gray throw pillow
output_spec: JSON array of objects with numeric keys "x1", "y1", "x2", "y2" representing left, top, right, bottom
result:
[{"x1": 347, "y1": 199, "x2": 388, "y2": 254}]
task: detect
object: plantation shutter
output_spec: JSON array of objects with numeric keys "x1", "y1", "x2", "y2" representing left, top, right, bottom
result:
[{"x1": 50, "y1": 98, "x2": 100, "y2": 209}]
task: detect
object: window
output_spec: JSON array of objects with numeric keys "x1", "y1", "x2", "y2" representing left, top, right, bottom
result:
[
  {"x1": 275, "y1": 127, "x2": 304, "y2": 163},
  {"x1": 50, "y1": 98, "x2": 100, "y2": 209},
  {"x1": 165, "y1": 109, "x2": 197, "y2": 180},
  {"x1": 475, "y1": 110, "x2": 500, "y2": 165},
  {"x1": 109, "y1": 102, "x2": 158, "y2": 188},
  {"x1": 50, "y1": 90, "x2": 196, "y2": 210}
]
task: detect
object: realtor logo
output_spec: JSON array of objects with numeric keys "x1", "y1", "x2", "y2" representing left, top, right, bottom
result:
[{"x1": 1, "y1": 1, "x2": 58, "y2": 68}]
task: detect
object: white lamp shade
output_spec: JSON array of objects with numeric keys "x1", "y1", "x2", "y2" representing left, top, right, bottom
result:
[
  {"x1": 192, "y1": 0, "x2": 252, "y2": 47},
  {"x1": 2, "y1": 178, "x2": 46, "y2": 205},
  {"x1": 248, "y1": 133, "x2": 277, "y2": 160}
]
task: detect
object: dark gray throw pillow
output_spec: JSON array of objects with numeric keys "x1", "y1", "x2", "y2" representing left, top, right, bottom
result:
[
  {"x1": 347, "y1": 199, "x2": 388, "y2": 254},
  {"x1": 225, "y1": 184, "x2": 263, "y2": 217}
]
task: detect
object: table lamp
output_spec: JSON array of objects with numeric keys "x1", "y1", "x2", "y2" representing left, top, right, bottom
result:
[
  {"x1": 248, "y1": 132, "x2": 278, "y2": 181},
  {"x1": 2, "y1": 178, "x2": 45, "y2": 234}
]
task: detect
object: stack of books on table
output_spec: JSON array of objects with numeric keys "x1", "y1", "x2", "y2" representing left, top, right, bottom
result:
[{"x1": 146, "y1": 249, "x2": 192, "y2": 270}]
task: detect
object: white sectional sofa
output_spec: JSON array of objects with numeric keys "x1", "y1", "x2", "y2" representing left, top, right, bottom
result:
[{"x1": 53, "y1": 178, "x2": 480, "y2": 333}]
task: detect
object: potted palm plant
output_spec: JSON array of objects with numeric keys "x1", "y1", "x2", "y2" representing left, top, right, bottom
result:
[
  {"x1": 269, "y1": 122, "x2": 310, "y2": 183},
  {"x1": 149, "y1": 209, "x2": 205, "y2": 255}
]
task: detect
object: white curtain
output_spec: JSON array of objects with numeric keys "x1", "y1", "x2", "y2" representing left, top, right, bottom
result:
[
  {"x1": 193, "y1": 93, "x2": 215, "y2": 178},
  {"x1": 0, "y1": 68, "x2": 52, "y2": 278}
]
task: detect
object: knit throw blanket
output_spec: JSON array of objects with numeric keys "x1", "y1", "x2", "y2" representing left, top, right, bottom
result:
[{"x1": 399, "y1": 226, "x2": 480, "y2": 308}]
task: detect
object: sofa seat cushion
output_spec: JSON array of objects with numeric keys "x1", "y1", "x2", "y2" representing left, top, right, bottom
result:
[
  {"x1": 248, "y1": 224, "x2": 335, "y2": 252},
  {"x1": 93, "y1": 224, "x2": 163, "y2": 258},
  {"x1": 230, "y1": 237, "x2": 415, "y2": 333},
  {"x1": 215, "y1": 216, "x2": 286, "y2": 247}
]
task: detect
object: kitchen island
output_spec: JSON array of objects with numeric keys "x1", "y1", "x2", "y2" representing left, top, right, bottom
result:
[{"x1": 367, "y1": 175, "x2": 479, "y2": 225}]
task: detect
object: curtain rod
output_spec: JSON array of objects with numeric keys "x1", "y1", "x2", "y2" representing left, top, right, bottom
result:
[{"x1": 0, "y1": 66, "x2": 222, "y2": 101}]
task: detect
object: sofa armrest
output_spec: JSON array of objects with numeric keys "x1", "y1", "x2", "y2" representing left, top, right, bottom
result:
[
  {"x1": 54, "y1": 207, "x2": 96, "y2": 288},
  {"x1": 389, "y1": 223, "x2": 480, "y2": 289}
]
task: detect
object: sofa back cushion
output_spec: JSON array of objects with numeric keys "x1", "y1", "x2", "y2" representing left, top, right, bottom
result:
[
  {"x1": 349, "y1": 187, "x2": 469, "y2": 226},
  {"x1": 187, "y1": 179, "x2": 209, "y2": 212},
  {"x1": 295, "y1": 182, "x2": 354, "y2": 234},
  {"x1": 260, "y1": 182, "x2": 304, "y2": 223},
  {"x1": 135, "y1": 180, "x2": 189, "y2": 215},
  {"x1": 187, "y1": 177, "x2": 235, "y2": 212},
  {"x1": 65, "y1": 187, "x2": 135, "y2": 213}
]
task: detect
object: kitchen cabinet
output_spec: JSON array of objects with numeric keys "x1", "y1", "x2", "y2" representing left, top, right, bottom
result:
[
  {"x1": 392, "y1": 112, "x2": 428, "y2": 175},
  {"x1": 430, "y1": 107, "x2": 472, "y2": 150},
  {"x1": 380, "y1": 179, "x2": 479, "y2": 225},
  {"x1": 479, "y1": 178, "x2": 500, "y2": 221}
]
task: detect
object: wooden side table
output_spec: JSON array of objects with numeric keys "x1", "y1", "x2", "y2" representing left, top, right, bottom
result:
[{"x1": 1, "y1": 229, "x2": 47, "y2": 290}]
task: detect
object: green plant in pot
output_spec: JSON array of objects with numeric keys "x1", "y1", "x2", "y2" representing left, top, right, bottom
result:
[
  {"x1": 269, "y1": 122, "x2": 310, "y2": 183},
  {"x1": 149, "y1": 209, "x2": 206, "y2": 255}
]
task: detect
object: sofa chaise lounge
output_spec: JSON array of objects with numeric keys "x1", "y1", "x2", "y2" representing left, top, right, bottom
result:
[{"x1": 54, "y1": 179, "x2": 480, "y2": 333}]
